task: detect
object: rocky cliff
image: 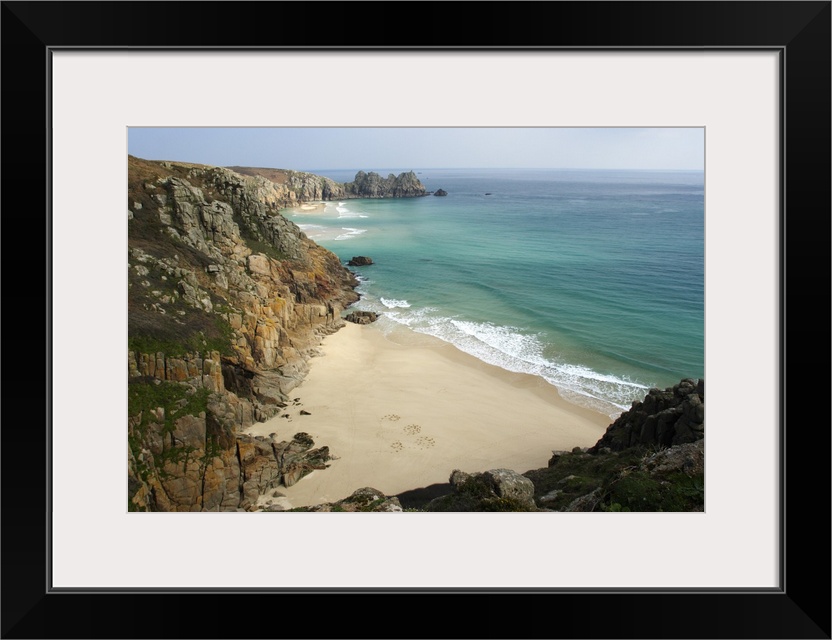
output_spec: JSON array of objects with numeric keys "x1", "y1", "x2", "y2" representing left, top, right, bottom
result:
[
  {"x1": 524, "y1": 379, "x2": 704, "y2": 512},
  {"x1": 127, "y1": 156, "x2": 361, "y2": 511},
  {"x1": 226, "y1": 166, "x2": 346, "y2": 202},
  {"x1": 343, "y1": 170, "x2": 426, "y2": 198}
]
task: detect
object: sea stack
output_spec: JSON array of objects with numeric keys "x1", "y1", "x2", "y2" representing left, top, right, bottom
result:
[{"x1": 348, "y1": 256, "x2": 374, "y2": 266}]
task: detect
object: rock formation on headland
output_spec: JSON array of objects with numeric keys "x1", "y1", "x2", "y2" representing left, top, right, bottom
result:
[{"x1": 344, "y1": 170, "x2": 426, "y2": 198}]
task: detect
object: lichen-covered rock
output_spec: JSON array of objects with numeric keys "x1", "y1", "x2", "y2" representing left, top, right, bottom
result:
[
  {"x1": 425, "y1": 468, "x2": 539, "y2": 512},
  {"x1": 128, "y1": 156, "x2": 365, "y2": 511},
  {"x1": 639, "y1": 438, "x2": 704, "y2": 476},
  {"x1": 482, "y1": 469, "x2": 535, "y2": 506},
  {"x1": 344, "y1": 171, "x2": 426, "y2": 198}
]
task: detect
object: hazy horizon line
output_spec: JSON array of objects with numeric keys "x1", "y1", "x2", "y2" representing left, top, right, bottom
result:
[{"x1": 130, "y1": 156, "x2": 703, "y2": 173}]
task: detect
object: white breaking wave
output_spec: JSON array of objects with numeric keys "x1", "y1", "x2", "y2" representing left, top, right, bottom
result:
[
  {"x1": 363, "y1": 304, "x2": 649, "y2": 418},
  {"x1": 380, "y1": 298, "x2": 411, "y2": 309},
  {"x1": 336, "y1": 204, "x2": 368, "y2": 219},
  {"x1": 334, "y1": 228, "x2": 367, "y2": 241}
]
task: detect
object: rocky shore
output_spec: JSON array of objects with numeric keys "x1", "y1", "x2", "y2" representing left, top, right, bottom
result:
[{"x1": 127, "y1": 157, "x2": 362, "y2": 511}]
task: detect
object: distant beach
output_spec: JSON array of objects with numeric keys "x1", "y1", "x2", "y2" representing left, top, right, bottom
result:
[
  {"x1": 245, "y1": 322, "x2": 609, "y2": 509},
  {"x1": 294, "y1": 201, "x2": 326, "y2": 213}
]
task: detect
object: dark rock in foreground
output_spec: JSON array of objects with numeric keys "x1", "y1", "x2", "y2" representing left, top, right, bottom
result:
[
  {"x1": 394, "y1": 482, "x2": 453, "y2": 509},
  {"x1": 589, "y1": 378, "x2": 704, "y2": 453},
  {"x1": 289, "y1": 487, "x2": 403, "y2": 512},
  {"x1": 433, "y1": 188, "x2": 448, "y2": 196},
  {"x1": 345, "y1": 311, "x2": 379, "y2": 325},
  {"x1": 348, "y1": 256, "x2": 374, "y2": 266},
  {"x1": 528, "y1": 439, "x2": 705, "y2": 512},
  {"x1": 523, "y1": 377, "x2": 705, "y2": 512},
  {"x1": 425, "y1": 468, "x2": 538, "y2": 512}
]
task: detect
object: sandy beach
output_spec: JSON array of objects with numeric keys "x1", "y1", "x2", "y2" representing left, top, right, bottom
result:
[
  {"x1": 245, "y1": 322, "x2": 610, "y2": 509},
  {"x1": 288, "y1": 201, "x2": 326, "y2": 213}
]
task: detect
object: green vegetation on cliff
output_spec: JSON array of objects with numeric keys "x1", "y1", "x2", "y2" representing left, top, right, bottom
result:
[{"x1": 127, "y1": 156, "x2": 361, "y2": 511}]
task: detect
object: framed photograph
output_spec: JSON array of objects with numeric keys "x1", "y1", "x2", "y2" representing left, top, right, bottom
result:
[{"x1": 3, "y1": 1, "x2": 829, "y2": 638}]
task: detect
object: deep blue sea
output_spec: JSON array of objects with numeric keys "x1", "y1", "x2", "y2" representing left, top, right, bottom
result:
[{"x1": 288, "y1": 168, "x2": 704, "y2": 418}]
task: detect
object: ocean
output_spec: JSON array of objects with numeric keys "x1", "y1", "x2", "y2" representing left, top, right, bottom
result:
[{"x1": 289, "y1": 168, "x2": 704, "y2": 419}]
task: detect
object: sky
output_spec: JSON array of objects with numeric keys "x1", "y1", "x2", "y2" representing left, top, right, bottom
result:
[{"x1": 128, "y1": 127, "x2": 704, "y2": 172}]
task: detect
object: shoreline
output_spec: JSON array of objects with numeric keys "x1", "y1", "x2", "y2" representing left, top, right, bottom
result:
[
  {"x1": 285, "y1": 201, "x2": 327, "y2": 214},
  {"x1": 245, "y1": 321, "x2": 611, "y2": 510}
]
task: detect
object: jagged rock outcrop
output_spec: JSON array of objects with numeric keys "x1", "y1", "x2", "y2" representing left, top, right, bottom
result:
[
  {"x1": 424, "y1": 468, "x2": 538, "y2": 512},
  {"x1": 345, "y1": 311, "x2": 379, "y2": 325},
  {"x1": 129, "y1": 410, "x2": 332, "y2": 512},
  {"x1": 553, "y1": 439, "x2": 705, "y2": 512},
  {"x1": 522, "y1": 377, "x2": 705, "y2": 512},
  {"x1": 128, "y1": 156, "x2": 361, "y2": 511},
  {"x1": 226, "y1": 166, "x2": 346, "y2": 202},
  {"x1": 344, "y1": 170, "x2": 426, "y2": 198},
  {"x1": 433, "y1": 188, "x2": 448, "y2": 196},
  {"x1": 348, "y1": 256, "x2": 374, "y2": 266},
  {"x1": 588, "y1": 378, "x2": 704, "y2": 453}
]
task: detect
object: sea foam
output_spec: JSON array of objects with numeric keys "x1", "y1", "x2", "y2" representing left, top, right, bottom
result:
[
  {"x1": 380, "y1": 298, "x2": 411, "y2": 309},
  {"x1": 334, "y1": 228, "x2": 367, "y2": 241},
  {"x1": 321, "y1": 168, "x2": 701, "y2": 418},
  {"x1": 368, "y1": 303, "x2": 648, "y2": 418},
  {"x1": 336, "y1": 204, "x2": 368, "y2": 219}
]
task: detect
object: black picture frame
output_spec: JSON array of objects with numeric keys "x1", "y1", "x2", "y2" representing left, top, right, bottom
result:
[{"x1": 2, "y1": 2, "x2": 829, "y2": 638}]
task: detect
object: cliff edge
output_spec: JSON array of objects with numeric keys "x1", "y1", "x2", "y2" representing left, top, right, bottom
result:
[{"x1": 127, "y1": 157, "x2": 361, "y2": 511}]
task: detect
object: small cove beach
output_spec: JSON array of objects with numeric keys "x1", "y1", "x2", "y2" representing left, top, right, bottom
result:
[{"x1": 245, "y1": 321, "x2": 609, "y2": 509}]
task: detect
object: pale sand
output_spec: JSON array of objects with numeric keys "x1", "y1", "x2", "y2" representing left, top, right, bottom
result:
[
  {"x1": 286, "y1": 201, "x2": 326, "y2": 213},
  {"x1": 245, "y1": 322, "x2": 610, "y2": 509}
]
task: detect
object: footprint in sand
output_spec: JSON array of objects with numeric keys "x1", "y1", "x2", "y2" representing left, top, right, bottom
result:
[
  {"x1": 403, "y1": 424, "x2": 421, "y2": 435},
  {"x1": 382, "y1": 414, "x2": 401, "y2": 422},
  {"x1": 416, "y1": 436, "x2": 436, "y2": 449},
  {"x1": 390, "y1": 441, "x2": 403, "y2": 452}
]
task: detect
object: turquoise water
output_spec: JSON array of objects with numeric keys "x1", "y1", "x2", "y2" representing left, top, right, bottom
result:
[{"x1": 288, "y1": 168, "x2": 704, "y2": 418}]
